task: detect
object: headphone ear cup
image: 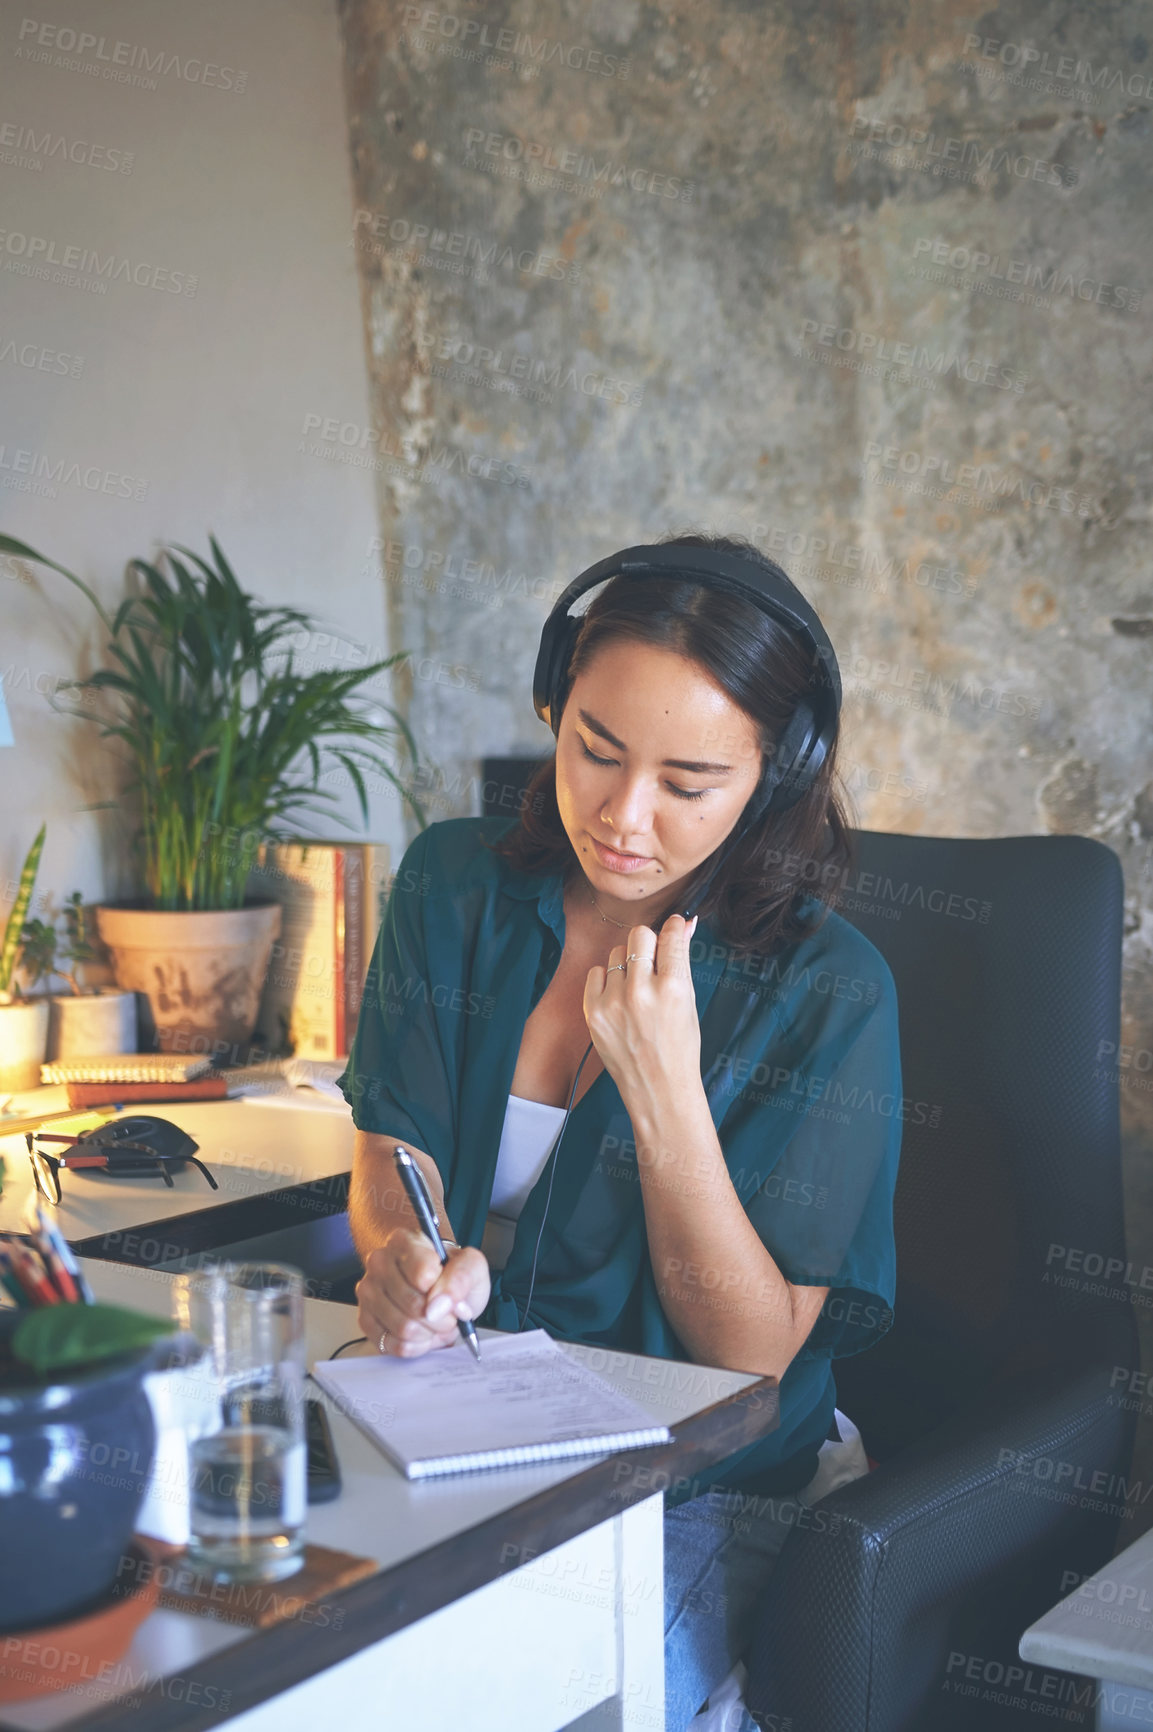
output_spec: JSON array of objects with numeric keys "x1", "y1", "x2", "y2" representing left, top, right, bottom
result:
[
  {"x1": 532, "y1": 626, "x2": 558, "y2": 730},
  {"x1": 536, "y1": 613, "x2": 581, "y2": 735},
  {"x1": 755, "y1": 699, "x2": 820, "y2": 817}
]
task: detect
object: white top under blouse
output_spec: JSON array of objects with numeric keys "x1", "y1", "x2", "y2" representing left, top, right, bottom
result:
[{"x1": 481, "y1": 1093, "x2": 568, "y2": 1272}]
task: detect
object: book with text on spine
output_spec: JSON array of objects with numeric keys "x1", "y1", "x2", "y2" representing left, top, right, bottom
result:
[{"x1": 248, "y1": 841, "x2": 391, "y2": 1061}]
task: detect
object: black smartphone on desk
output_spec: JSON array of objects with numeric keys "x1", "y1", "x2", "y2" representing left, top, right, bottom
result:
[{"x1": 305, "y1": 1395, "x2": 342, "y2": 1502}]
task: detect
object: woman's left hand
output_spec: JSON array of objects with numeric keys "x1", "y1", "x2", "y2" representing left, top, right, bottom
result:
[{"x1": 583, "y1": 913, "x2": 701, "y2": 1109}]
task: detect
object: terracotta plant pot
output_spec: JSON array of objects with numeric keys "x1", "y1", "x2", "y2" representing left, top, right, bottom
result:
[
  {"x1": 46, "y1": 989, "x2": 138, "y2": 1063},
  {"x1": 0, "y1": 998, "x2": 50, "y2": 1092},
  {"x1": 0, "y1": 1538, "x2": 160, "y2": 1702},
  {"x1": 95, "y1": 903, "x2": 282, "y2": 1061}
]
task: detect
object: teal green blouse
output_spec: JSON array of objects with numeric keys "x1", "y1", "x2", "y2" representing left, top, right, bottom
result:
[{"x1": 338, "y1": 815, "x2": 903, "y2": 1501}]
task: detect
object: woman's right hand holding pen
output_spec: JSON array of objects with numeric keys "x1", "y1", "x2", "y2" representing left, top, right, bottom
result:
[{"x1": 357, "y1": 1230, "x2": 491, "y2": 1358}]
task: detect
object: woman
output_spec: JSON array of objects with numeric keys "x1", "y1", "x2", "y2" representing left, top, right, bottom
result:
[{"x1": 339, "y1": 531, "x2": 902, "y2": 1731}]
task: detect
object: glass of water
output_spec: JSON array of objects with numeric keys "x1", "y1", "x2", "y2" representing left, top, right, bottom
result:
[{"x1": 173, "y1": 1262, "x2": 307, "y2": 1583}]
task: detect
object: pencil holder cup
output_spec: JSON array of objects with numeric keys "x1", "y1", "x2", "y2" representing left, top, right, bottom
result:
[{"x1": 0, "y1": 1311, "x2": 159, "y2": 1631}]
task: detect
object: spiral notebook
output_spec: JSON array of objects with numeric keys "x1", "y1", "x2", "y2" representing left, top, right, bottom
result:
[
  {"x1": 310, "y1": 1329, "x2": 671, "y2": 1480},
  {"x1": 40, "y1": 1054, "x2": 213, "y2": 1085}
]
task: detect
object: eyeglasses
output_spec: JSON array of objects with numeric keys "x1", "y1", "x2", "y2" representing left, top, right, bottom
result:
[{"x1": 26, "y1": 1118, "x2": 219, "y2": 1207}]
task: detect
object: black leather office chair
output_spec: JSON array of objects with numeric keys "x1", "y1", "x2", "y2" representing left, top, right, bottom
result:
[{"x1": 742, "y1": 828, "x2": 1137, "y2": 1732}]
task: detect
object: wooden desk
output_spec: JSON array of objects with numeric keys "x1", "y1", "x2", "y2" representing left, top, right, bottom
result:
[
  {"x1": 0, "y1": 1099, "x2": 353, "y2": 1272},
  {"x1": 0, "y1": 1260, "x2": 779, "y2": 1732}
]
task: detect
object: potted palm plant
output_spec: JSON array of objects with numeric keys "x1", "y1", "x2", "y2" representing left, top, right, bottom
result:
[
  {"x1": 0, "y1": 535, "x2": 426, "y2": 1056},
  {"x1": 0, "y1": 825, "x2": 50, "y2": 1092}
]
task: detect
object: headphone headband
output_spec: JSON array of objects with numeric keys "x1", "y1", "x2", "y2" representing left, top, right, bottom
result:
[{"x1": 532, "y1": 543, "x2": 841, "y2": 818}]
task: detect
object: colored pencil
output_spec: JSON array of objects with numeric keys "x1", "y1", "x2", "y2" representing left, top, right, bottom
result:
[
  {"x1": 9, "y1": 1244, "x2": 61, "y2": 1307},
  {"x1": 27, "y1": 1225, "x2": 80, "y2": 1303},
  {"x1": 29, "y1": 1204, "x2": 95, "y2": 1304},
  {"x1": 0, "y1": 1247, "x2": 29, "y2": 1307}
]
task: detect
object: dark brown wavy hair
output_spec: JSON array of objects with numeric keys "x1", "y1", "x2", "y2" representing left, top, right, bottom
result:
[{"x1": 483, "y1": 532, "x2": 857, "y2": 962}]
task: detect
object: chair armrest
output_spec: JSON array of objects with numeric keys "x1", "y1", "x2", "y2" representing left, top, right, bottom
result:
[{"x1": 745, "y1": 1356, "x2": 1135, "y2": 1732}]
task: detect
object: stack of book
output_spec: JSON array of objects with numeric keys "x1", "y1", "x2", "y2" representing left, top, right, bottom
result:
[
  {"x1": 39, "y1": 1053, "x2": 225, "y2": 1106},
  {"x1": 248, "y1": 841, "x2": 391, "y2": 1061}
]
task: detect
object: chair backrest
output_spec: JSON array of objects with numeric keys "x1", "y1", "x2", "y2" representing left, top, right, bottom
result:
[
  {"x1": 832, "y1": 829, "x2": 1133, "y2": 1457},
  {"x1": 482, "y1": 756, "x2": 552, "y2": 823}
]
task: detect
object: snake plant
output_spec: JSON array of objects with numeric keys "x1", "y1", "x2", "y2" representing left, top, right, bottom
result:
[{"x1": 0, "y1": 824, "x2": 46, "y2": 999}]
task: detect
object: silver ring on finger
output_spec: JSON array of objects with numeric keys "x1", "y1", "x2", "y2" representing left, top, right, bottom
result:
[
  {"x1": 379, "y1": 1329, "x2": 389, "y2": 1353},
  {"x1": 606, "y1": 962, "x2": 628, "y2": 974},
  {"x1": 625, "y1": 952, "x2": 650, "y2": 965}
]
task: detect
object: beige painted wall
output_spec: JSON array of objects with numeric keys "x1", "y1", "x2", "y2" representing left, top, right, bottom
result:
[{"x1": 0, "y1": 0, "x2": 406, "y2": 927}]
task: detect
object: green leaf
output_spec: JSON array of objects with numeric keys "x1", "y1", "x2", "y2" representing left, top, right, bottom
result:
[
  {"x1": 0, "y1": 537, "x2": 114, "y2": 635},
  {"x1": 18, "y1": 915, "x2": 57, "y2": 988},
  {"x1": 12, "y1": 1302, "x2": 177, "y2": 1375},
  {"x1": 0, "y1": 823, "x2": 46, "y2": 996}
]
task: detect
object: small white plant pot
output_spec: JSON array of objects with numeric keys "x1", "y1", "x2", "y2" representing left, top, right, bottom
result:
[
  {"x1": 46, "y1": 989, "x2": 138, "y2": 1063},
  {"x1": 0, "y1": 998, "x2": 50, "y2": 1092}
]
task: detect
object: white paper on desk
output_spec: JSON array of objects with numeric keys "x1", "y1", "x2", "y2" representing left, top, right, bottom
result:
[
  {"x1": 310, "y1": 1329, "x2": 671, "y2": 1479},
  {"x1": 226, "y1": 1057, "x2": 350, "y2": 1112}
]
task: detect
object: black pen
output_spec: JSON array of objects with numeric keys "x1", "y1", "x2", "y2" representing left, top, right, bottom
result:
[{"x1": 392, "y1": 1146, "x2": 482, "y2": 1362}]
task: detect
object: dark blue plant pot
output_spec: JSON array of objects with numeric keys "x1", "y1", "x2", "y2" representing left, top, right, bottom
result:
[{"x1": 0, "y1": 1313, "x2": 159, "y2": 1632}]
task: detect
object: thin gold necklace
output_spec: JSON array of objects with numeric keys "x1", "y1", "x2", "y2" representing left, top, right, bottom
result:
[
  {"x1": 583, "y1": 879, "x2": 684, "y2": 932},
  {"x1": 585, "y1": 880, "x2": 633, "y2": 928}
]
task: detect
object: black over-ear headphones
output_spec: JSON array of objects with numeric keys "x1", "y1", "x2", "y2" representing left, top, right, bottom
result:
[{"x1": 532, "y1": 543, "x2": 843, "y2": 919}]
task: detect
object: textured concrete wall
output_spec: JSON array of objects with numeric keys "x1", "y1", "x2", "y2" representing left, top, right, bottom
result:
[{"x1": 335, "y1": 0, "x2": 1153, "y2": 1288}]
